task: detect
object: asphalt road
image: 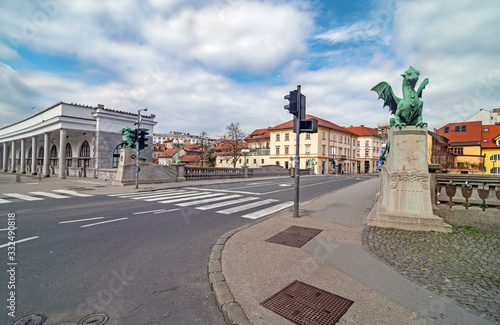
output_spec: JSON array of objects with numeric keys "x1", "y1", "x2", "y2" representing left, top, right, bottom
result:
[{"x1": 0, "y1": 175, "x2": 369, "y2": 325}]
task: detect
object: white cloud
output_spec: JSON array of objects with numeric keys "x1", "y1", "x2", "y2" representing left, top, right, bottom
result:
[{"x1": 315, "y1": 21, "x2": 383, "y2": 45}]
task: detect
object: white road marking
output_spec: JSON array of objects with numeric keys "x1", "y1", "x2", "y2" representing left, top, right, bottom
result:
[
  {"x1": 80, "y1": 218, "x2": 128, "y2": 228},
  {"x1": 196, "y1": 188, "x2": 261, "y2": 195},
  {"x1": 30, "y1": 191, "x2": 69, "y2": 199},
  {"x1": 0, "y1": 198, "x2": 11, "y2": 204},
  {"x1": 158, "y1": 193, "x2": 225, "y2": 204},
  {"x1": 196, "y1": 197, "x2": 259, "y2": 210},
  {"x1": 108, "y1": 189, "x2": 181, "y2": 198},
  {"x1": 59, "y1": 217, "x2": 105, "y2": 224},
  {"x1": 217, "y1": 199, "x2": 278, "y2": 214},
  {"x1": 153, "y1": 209, "x2": 179, "y2": 214},
  {"x1": 0, "y1": 227, "x2": 17, "y2": 231},
  {"x1": 176, "y1": 194, "x2": 242, "y2": 207},
  {"x1": 4, "y1": 193, "x2": 43, "y2": 201},
  {"x1": 0, "y1": 236, "x2": 39, "y2": 249},
  {"x1": 53, "y1": 190, "x2": 94, "y2": 197},
  {"x1": 143, "y1": 192, "x2": 206, "y2": 202},
  {"x1": 241, "y1": 201, "x2": 294, "y2": 219}
]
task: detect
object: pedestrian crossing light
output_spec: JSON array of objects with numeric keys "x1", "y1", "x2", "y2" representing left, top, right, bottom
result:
[
  {"x1": 284, "y1": 90, "x2": 299, "y2": 115},
  {"x1": 138, "y1": 128, "x2": 149, "y2": 150}
]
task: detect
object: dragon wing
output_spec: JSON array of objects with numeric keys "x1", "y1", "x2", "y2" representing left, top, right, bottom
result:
[
  {"x1": 416, "y1": 78, "x2": 429, "y2": 98},
  {"x1": 371, "y1": 81, "x2": 401, "y2": 115}
]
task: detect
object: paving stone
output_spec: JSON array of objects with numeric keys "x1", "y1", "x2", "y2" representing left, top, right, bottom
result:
[{"x1": 364, "y1": 224, "x2": 500, "y2": 323}]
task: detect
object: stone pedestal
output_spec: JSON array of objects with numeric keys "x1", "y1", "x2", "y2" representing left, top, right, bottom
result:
[{"x1": 368, "y1": 126, "x2": 451, "y2": 232}]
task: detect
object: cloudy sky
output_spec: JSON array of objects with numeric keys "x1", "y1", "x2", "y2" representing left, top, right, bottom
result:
[{"x1": 1, "y1": 0, "x2": 499, "y2": 136}]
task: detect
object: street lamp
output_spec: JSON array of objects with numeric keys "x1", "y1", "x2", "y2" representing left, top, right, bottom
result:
[
  {"x1": 241, "y1": 149, "x2": 249, "y2": 167},
  {"x1": 173, "y1": 139, "x2": 184, "y2": 164}
]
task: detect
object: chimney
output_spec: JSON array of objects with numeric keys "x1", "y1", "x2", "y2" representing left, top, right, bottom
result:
[{"x1": 97, "y1": 104, "x2": 104, "y2": 109}]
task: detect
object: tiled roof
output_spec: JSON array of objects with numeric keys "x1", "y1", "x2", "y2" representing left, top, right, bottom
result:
[
  {"x1": 245, "y1": 128, "x2": 271, "y2": 141},
  {"x1": 345, "y1": 125, "x2": 380, "y2": 136},
  {"x1": 435, "y1": 121, "x2": 482, "y2": 144},
  {"x1": 481, "y1": 124, "x2": 500, "y2": 148},
  {"x1": 181, "y1": 155, "x2": 202, "y2": 162},
  {"x1": 270, "y1": 115, "x2": 357, "y2": 136},
  {"x1": 158, "y1": 148, "x2": 178, "y2": 158},
  {"x1": 213, "y1": 141, "x2": 248, "y2": 150}
]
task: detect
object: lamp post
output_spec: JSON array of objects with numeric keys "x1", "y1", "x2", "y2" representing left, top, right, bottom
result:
[
  {"x1": 173, "y1": 139, "x2": 184, "y2": 164},
  {"x1": 241, "y1": 149, "x2": 249, "y2": 167},
  {"x1": 135, "y1": 108, "x2": 148, "y2": 189}
]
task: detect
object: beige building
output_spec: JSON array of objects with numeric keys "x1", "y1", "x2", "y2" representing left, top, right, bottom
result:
[
  {"x1": 345, "y1": 125, "x2": 386, "y2": 173},
  {"x1": 266, "y1": 115, "x2": 359, "y2": 174},
  {"x1": 245, "y1": 128, "x2": 273, "y2": 168}
]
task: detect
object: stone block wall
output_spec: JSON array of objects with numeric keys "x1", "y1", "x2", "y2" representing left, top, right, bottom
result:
[{"x1": 96, "y1": 130, "x2": 153, "y2": 169}]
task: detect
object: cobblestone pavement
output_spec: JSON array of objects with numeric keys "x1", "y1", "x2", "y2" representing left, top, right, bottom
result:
[{"x1": 364, "y1": 225, "x2": 500, "y2": 323}]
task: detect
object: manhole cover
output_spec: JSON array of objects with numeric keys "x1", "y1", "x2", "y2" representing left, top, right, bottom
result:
[
  {"x1": 266, "y1": 226, "x2": 322, "y2": 248},
  {"x1": 78, "y1": 314, "x2": 109, "y2": 325},
  {"x1": 13, "y1": 314, "x2": 47, "y2": 325},
  {"x1": 261, "y1": 280, "x2": 354, "y2": 325}
]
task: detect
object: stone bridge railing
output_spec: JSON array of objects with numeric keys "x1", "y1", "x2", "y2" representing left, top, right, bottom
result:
[
  {"x1": 184, "y1": 165, "x2": 291, "y2": 180},
  {"x1": 435, "y1": 174, "x2": 500, "y2": 209}
]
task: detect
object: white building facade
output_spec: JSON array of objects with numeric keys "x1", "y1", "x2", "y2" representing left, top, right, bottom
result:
[{"x1": 0, "y1": 102, "x2": 156, "y2": 178}]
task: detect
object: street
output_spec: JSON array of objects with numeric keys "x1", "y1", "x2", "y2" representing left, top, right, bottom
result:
[{"x1": 0, "y1": 175, "x2": 369, "y2": 325}]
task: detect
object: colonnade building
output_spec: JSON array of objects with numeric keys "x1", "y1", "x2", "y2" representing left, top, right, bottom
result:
[{"x1": 0, "y1": 102, "x2": 156, "y2": 178}]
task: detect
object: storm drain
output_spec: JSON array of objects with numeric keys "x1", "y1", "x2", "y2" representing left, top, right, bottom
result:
[
  {"x1": 13, "y1": 314, "x2": 47, "y2": 325},
  {"x1": 265, "y1": 225, "x2": 323, "y2": 248},
  {"x1": 261, "y1": 281, "x2": 354, "y2": 325},
  {"x1": 78, "y1": 313, "x2": 109, "y2": 325}
]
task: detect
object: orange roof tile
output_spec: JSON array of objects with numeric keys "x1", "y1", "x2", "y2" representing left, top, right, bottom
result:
[
  {"x1": 158, "y1": 148, "x2": 178, "y2": 158},
  {"x1": 245, "y1": 128, "x2": 270, "y2": 141},
  {"x1": 270, "y1": 115, "x2": 357, "y2": 136},
  {"x1": 345, "y1": 125, "x2": 380, "y2": 136},
  {"x1": 435, "y1": 121, "x2": 482, "y2": 144},
  {"x1": 481, "y1": 124, "x2": 500, "y2": 148}
]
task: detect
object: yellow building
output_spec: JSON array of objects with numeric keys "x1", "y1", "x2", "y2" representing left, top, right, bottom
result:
[
  {"x1": 244, "y1": 128, "x2": 273, "y2": 167},
  {"x1": 267, "y1": 115, "x2": 358, "y2": 174},
  {"x1": 481, "y1": 124, "x2": 500, "y2": 174}
]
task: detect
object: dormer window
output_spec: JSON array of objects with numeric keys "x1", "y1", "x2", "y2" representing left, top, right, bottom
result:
[{"x1": 454, "y1": 125, "x2": 467, "y2": 132}]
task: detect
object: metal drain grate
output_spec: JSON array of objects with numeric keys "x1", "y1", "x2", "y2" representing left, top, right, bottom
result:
[
  {"x1": 261, "y1": 280, "x2": 354, "y2": 325},
  {"x1": 78, "y1": 313, "x2": 109, "y2": 325},
  {"x1": 265, "y1": 226, "x2": 323, "y2": 248},
  {"x1": 13, "y1": 314, "x2": 47, "y2": 325}
]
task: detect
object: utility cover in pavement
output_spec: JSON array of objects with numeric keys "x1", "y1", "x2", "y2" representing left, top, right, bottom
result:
[
  {"x1": 13, "y1": 314, "x2": 47, "y2": 325},
  {"x1": 265, "y1": 225, "x2": 322, "y2": 248},
  {"x1": 78, "y1": 313, "x2": 109, "y2": 325},
  {"x1": 261, "y1": 280, "x2": 354, "y2": 325}
]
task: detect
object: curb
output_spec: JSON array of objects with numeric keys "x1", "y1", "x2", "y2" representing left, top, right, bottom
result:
[{"x1": 208, "y1": 224, "x2": 254, "y2": 325}]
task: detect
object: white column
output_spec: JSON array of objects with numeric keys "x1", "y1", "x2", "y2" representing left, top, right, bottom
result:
[
  {"x1": 10, "y1": 140, "x2": 16, "y2": 173},
  {"x1": 20, "y1": 138, "x2": 26, "y2": 174},
  {"x1": 43, "y1": 132, "x2": 50, "y2": 177},
  {"x1": 2, "y1": 143, "x2": 6, "y2": 172},
  {"x1": 31, "y1": 136, "x2": 37, "y2": 175},
  {"x1": 59, "y1": 129, "x2": 66, "y2": 179}
]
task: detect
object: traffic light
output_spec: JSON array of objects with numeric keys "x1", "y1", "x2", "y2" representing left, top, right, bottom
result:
[
  {"x1": 284, "y1": 90, "x2": 298, "y2": 115},
  {"x1": 137, "y1": 128, "x2": 149, "y2": 150},
  {"x1": 131, "y1": 129, "x2": 138, "y2": 143}
]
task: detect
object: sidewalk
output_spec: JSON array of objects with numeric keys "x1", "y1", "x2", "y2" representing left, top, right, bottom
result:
[{"x1": 212, "y1": 178, "x2": 496, "y2": 325}]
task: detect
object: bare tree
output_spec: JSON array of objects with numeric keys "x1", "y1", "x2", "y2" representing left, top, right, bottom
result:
[
  {"x1": 225, "y1": 122, "x2": 246, "y2": 168},
  {"x1": 199, "y1": 131, "x2": 210, "y2": 167}
]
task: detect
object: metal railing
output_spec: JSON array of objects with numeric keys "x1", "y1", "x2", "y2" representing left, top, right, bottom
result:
[
  {"x1": 435, "y1": 174, "x2": 500, "y2": 208},
  {"x1": 184, "y1": 166, "x2": 247, "y2": 179}
]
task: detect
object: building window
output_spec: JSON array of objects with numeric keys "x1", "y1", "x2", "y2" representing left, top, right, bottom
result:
[
  {"x1": 483, "y1": 139, "x2": 488, "y2": 143},
  {"x1": 322, "y1": 132, "x2": 326, "y2": 140},
  {"x1": 443, "y1": 127, "x2": 450, "y2": 134},
  {"x1": 50, "y1": 145, "x2": 58, "y2": 166},
  {"x1": 490, "y1": 167, "x2": 500, "y2": 174},
  {"x1": 276, "y1": 134, "x2": 280, "y2": 141},
  {"x1": 365, "y1": 149, "x2": 369, "y2": 157},
  {"x1": 322, "y1": 146, "x2": 326, "y2": 155},
  {"x1": 65, "y1": 143, "x2": 73, "y2": 167},
  {"x1": 284, "y1": 146, "x2": 289, "y2": 155},
  {"x1": 276, "y1": 147, "x2": 280, "y2": 155},
  {"x1": 449, "y1": 147, "x2": 464, "y2": 155},
  {"x1": 365, "y1": 140, "x2": 369, "y2": 146},
  {"x1": 285, "y1": 133, "x2": 289, "y2": 141},
  {"x1": 305, "y1": 133, "x2": 311, "y2": 140},
  {"x1": 490, "y1": 154, "x2": 500, "y2": 161},
  {"x1": 305, "y1": 146, "x2": 310, "y2": 154},
  {"x1": 112, "y1": 144, "x2": 124, "y2": 168},
  {"x1": 261, "y1": 159, "x2": 264, "y2": 164},
  {"x1": 79, "y1": 140, "x2": 90, "y2": 168},
  {"x1": 253, "y1": 159, "x2": 257, "y2": 164},
  {"x1": 484, "y1": 128, "x2": 489, "y2": 132},
  {"x1": 454, "y1": 125, "x2": 467, "y2": 133}
]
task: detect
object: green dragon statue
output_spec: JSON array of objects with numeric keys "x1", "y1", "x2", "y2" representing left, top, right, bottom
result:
[
  {"x1": 371, "y1": 66, "x2": 429, "y2": 128},
  {"x1": 119, "y1": 126, "x2": 136, "y2": 149}
]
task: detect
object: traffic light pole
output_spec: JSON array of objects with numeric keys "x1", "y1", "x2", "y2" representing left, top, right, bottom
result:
[{"x1": 293, "y1": 85, "x2": 301, "y2": 218}]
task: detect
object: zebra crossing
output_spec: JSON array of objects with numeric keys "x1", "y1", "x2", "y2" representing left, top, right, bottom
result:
[
  {"x1": 0, "y1": 190, "x2": 93, "y2": 204},
  {"x1": 109, "y1": 189, "x2": 293, "y2": 220}
]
